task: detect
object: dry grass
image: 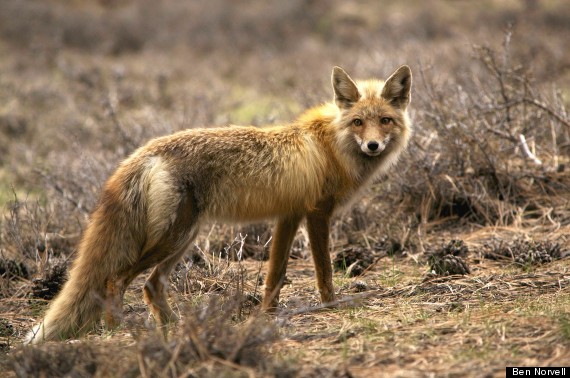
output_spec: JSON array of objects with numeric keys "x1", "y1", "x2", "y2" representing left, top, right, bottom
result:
[{"x1": 1, "y1": 0, "x2": 570, "y2": 376}]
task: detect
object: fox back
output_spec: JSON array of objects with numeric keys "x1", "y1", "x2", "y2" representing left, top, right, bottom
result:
[{"x1": 129, "y1": 66, "x2": 412, "y2": 223}]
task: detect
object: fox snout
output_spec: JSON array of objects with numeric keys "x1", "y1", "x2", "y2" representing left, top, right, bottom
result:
[
  {"x1": 357, "y1": 135, "x2": 391, "y2": 156},
  {"x1": 367, "y1": 141, "x2": 379, "y2": 151}
]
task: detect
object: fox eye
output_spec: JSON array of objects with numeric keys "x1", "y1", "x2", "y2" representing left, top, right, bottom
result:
[
  {"x1": 380, "y1": 117, "x2": 392, "y2": 125},
  {"x1": 353, "y1": 119, "x2": 363, "y2": 126}
]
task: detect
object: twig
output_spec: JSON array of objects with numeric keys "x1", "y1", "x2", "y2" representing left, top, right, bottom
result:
[
  {"x1": 104, "y1": 95, "x2": 138, "y2": 152},
  {"x1": 479, "y1": 97, "x2": 570, "y2": 130},
  {"x1": 209, "y1": 355, "x2": 257, "y2": 378},
  {"x1": 518, "y1": 134, "x2": 542, "y2": 165},
  {"x1": 523, "y1": 97, "x2": 570, "y2": 130},
  {"x1": 33, "y1": 169, "x2": 90, "y2": 214}
]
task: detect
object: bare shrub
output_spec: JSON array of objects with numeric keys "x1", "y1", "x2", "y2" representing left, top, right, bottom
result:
[
  {"x1": 10, "y1": 343, "x2": 98, "y2": 378},
  {"x1": 393, "y1": 32, "x2": 569, "y2": 228},
  {"x1": 201, "y1": 223, "x2": 272, "y2": 262},
  {"x1": 4, "y1": 273, "x2": 281, "y2": 377},
  {"x1": 0, "y1": 259, "x2": 29, "y2": 281},
  {"x1": 1, "y1": 194, "x2": 75, "y2": 301},
  {"x1": 4, "y1": 196, "x2": 53, "y2": 262},
  {"x1": 136, "y1": 297, "x2": 278, "y2": 377}
]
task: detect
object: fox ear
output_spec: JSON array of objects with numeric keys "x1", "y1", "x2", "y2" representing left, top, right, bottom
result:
[
  {"x1": 332, "y1": 66, "x2": 360, "y2": 110},
  {"x1": 381, "y1": 65, "x2": 412, "y2": 110}
]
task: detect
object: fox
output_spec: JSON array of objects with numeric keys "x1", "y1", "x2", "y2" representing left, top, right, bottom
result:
[{"x1": 25, "y1": 65, "x2": 412, "y2": 343}]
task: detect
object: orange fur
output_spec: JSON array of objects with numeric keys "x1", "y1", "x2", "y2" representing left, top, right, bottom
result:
[{"x1": 26, "y1": 65, "x2": 412, "y2": 343}]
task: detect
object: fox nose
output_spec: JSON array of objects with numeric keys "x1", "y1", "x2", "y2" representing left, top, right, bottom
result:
[{"x1": 367, "y1": 141, "x2": 379, "y2": 151}]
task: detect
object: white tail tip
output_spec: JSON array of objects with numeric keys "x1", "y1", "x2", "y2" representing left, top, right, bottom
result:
[{"x1": 24, "y1": 323, "x2": 45, "y2": 345}]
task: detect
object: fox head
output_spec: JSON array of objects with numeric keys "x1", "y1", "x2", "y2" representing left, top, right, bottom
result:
[{"x1": 332, "y1": 65, "x2": 412, "y2": 157}]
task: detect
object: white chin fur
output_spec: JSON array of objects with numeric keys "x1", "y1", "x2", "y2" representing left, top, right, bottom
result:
[{"x1": 364, "y1": 151, "x2": 382, "y2": 157}]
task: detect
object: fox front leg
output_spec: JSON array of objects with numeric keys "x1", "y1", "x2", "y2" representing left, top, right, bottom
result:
[{"x1": 306, "y1": 207, "x2": 335, "y2": 303}]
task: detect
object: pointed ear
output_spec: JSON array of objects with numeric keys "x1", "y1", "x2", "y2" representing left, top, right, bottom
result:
[
  {"x1": 332, "y1": 66, "x2": 360, "y2": 110},
  {"x1": 381, "y1": 65, "x2": 412, "y2": 109}
]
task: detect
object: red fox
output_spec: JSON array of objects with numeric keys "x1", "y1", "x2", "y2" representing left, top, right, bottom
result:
[{"x1": 26, "y1": 65, "x2": 412, "y2": 343}]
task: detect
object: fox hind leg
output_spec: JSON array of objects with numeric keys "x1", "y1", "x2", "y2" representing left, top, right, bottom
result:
[
  {"x1": 105, "y1": 276, "x2": 127, "y2": 330},
  {"x1": 144, "y1": 264, "x2": 177, "y2": 326},
  {"x1": 143, "y1": 230, "x2": 197, "y2": 330},
  {"x1": 104, "y1": 263, "x2": 154, "y2": 331},
  {"x1": 142, "y1": 191, "x2": 200, "y2": 332},
  {"x1": 105, "y1": 189, "x2": 200, "y2": 334},
  {"x1": 103, "y1": 232, "x2": 195, "y2": 335}
]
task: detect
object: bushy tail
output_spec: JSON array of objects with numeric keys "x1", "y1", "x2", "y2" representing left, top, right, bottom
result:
[
  {"x1": 25, "y1": 166, "x2": 146, "y2": 344},
  {"x1": 24, "y1": 260, "x2": 107, "y2": 344},
  {"x1": 24, "y1": 156, "x2": 178, "y2": 344}
]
